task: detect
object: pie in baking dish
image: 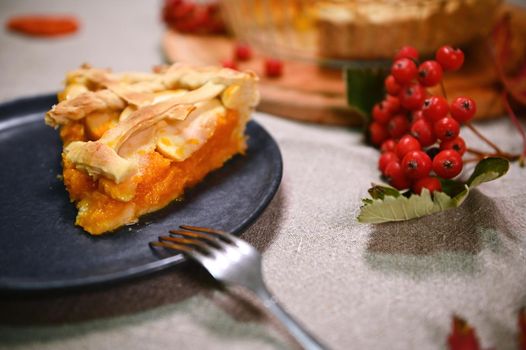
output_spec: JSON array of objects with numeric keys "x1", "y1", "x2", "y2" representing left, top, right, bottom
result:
[
  {"x1": 315, "y1": 0, "x2": 503, "y2": 59},
  {"x1": 45, "y1": 64, "x2": 259, "y2": 235}
]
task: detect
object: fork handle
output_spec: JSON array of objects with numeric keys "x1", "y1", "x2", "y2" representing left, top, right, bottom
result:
[{"x1": 254, "y1": 286, "x2": 328, "y2": 350}]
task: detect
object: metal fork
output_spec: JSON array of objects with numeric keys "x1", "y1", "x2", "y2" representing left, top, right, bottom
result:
[{"x1": 150, "y1": 225, "x2": 327, "y2": 350}]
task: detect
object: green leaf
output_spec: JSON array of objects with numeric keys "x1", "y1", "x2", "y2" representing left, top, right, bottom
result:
[
  {"x1": 357, "y1": 187, "x2": 469, "y2": 223},
  {"x1": 344, "y1": 67, "x2": 386, "y2": 120},
  {"x1": 358, "y1": 157, "x2": 510, "y2": 224},
  {"x1": 467, "y1": 157, "x2": 509, "y2": 187},
  {"x1": 368, "y1": 185, "x2": 401, "y2": 199},
  {"x1": 362, "y1": 198, "x2": 374, "y2": 205},
  {"x1": 439, "y1": 179, "x2": 466, "y2": 197}
]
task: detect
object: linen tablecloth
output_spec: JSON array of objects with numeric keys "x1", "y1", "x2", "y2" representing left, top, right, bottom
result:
[{"x1": 1, "y1": 1, "x2": 525, "y2": 349}]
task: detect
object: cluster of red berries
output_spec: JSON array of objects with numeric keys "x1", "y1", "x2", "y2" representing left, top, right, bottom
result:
[
  {"x1": 162, "y1": 0, "x2": 225, "y2": 34},
  {"x1": 370, "y1": 45, "x2": 477, "y2": 194},
  {"x1": 222, "y1": 44, "x2": 284, "y2": 78}
]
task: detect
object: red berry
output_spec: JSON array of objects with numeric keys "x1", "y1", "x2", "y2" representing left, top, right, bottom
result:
[
  {"x1": 385, "y1": 75, "x2": 402, "y2": 96},
  {"x1": 264, "y1": 58, "x2": 283, "y2": 78},
  {"x1": 450, "y1": 97, "x2": 476, "y2": 123},
  {"x1": 171, "y1": 5, "x2": 212, "y2": 33},
  {"x1": 380, "y1": 139, "x2": 397, "y2": 153},
  {"x1": 402, "y1": 150, "x2": 432, "y2": 180},
  {"x1": 436, "y1": 46, "x2": 464, "y2": 71},
  {"x1": 433, "y1": 150, "x2": 463, "y2": 179},
  {"x1": 411, "y1": 110, "x2": 425, "y2": 122},
  {"x1": 440, "y1": 136, "x2": 466, "y2": 156},
  {"x1": 399, "y1": 82, "x2": 426, "y2": 110},
  {"x1": 422, "y1": 96, "x2": 449, "y2": 122},
  {"x1": 369, "y1": 122, "x2": 389, "y2": 146},
  {"x1": 412, "y1": 176, "x2": 442, "y2": 194},
  {"x1": 418, "y1": 60, "x2": 443, "y2": 87},
  {"x1": 394, "y1": 46, "x2": 419, "y2": 61},
  {"x1": 372, "y1": 102, "x2": 391, "y2": 124},
  {"x1": 164, "y1": 1, "x2": 195, "y2": 21},
  {"x1": 379, "y1": 152, "x2": 399, "y2": 174},
  {"x1": 234, "y1": 43, "x2": 252, "y2": 61},
  {"x1": 221, "y1": 59, "x2": 237, "y2": 70},
  {"x1": 384, "y1": 161, "x2": 412, "y2": 190},
  {"x1": 201, "y1": 4, "x2": 225, "y2": 33},
  {"x1": 384, "y1": 95, "x2": 402, "y2": 114},
  {"x1": 388, "y1": 114, "x2": 410, "y2": 138},
  {"x1": 434, "y1": 117, "x2": 460, "y2": 141},
  {"x1": 391, "y1": 58, "x2": 418, "y2": 84},
  {"x1": 411, "y1": 118, "x2": 436, "y2": 147},
  {"x1": 396, "y1": 134, "x2": 421, "y2": 158}
]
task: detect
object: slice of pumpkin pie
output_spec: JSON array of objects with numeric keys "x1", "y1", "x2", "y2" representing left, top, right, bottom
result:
[{"x1": 45, "y1": 64, "x2": 259, "y2": 235}]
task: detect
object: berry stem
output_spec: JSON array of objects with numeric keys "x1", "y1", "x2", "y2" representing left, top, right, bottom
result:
[
  {"x1": 440, "y1": 80, "x2": 448, "y2": 100},
  {"x1": 464, "y1": 158, "x2": 483, "y2": 164},
  {"x1": 502, "y1": 91, "x2": 526, "y2": 167},
  {"x1": 466, "y1": 147, "x2": 486, "y2": 156},
  {"x1": 465, "y1": 122, "x2": 504, "y2": 154},
  {"x1": 467, "y1": 147, "x2": 520, "y2": 162}
]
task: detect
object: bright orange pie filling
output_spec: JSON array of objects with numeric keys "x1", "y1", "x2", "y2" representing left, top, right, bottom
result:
[{"x1": 60, "y1": 109, "x2": 245, "y2": 234}]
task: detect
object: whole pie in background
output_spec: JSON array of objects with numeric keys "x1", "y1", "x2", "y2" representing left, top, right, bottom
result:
[
  {"x1": 314, "y1": 0, "x2": 503, "y2": 59},
  {"x1": 221, "y1": 0, "x2": 503, "y2": 60},
  {"x1": 45, "y1": 64, "x2": 259, "y2": 235}
]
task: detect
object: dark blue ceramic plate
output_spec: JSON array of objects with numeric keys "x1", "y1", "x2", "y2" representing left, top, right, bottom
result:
[{"x1": 0, "y1": 94, "x2": 282, "y2": 292}]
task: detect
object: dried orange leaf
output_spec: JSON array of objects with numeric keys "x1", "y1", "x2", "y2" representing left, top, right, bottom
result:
[
  {"x1": 447, "y1": 315, "x2": 480, "y2": 350},
  {"x1": 519, "y1": 308, "x2": 526, "y2": 350}
]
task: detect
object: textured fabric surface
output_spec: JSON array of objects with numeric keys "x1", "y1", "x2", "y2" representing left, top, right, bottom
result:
[{"x1": 1, "y1": 1, "x2": 526, "y2": 349}]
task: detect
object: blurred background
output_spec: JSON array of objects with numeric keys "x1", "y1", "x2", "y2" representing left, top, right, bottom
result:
[
  {"x1": 0, "y1": 0, "x2": 163, "y2": 101},
  {"x1": 1, "y1": 0, "x2": 525, "y2": 126}
]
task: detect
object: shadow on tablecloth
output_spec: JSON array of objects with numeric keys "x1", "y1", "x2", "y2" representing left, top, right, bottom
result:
[{"x1": 364, "y1": 189, "x2": 516, "y2": 278}]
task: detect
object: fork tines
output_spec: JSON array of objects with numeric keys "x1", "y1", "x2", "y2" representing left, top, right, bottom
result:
[{"x1": 150, "y1": 225, "x2": 233, "y2": 255}]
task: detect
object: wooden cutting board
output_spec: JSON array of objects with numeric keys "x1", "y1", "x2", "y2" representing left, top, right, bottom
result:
[{"x1": 162, "y1": 5, "x2": 525, "y2": 126}]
